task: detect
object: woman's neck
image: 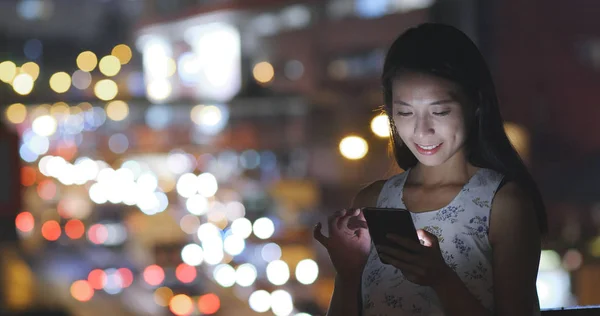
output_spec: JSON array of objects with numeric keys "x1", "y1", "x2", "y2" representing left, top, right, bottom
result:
[{"x1": 409, "y1": 152, "x2": 478, "y2": 187}]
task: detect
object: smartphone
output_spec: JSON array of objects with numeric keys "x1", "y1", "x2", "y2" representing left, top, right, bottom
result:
[{"x1": 362, "y1": 207, "x2": 419, "y2": 264}]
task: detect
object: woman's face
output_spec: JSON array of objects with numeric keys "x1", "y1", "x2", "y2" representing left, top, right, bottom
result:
[{"x1": 391, "y1": 72, "x2": 469, "y2": 167}]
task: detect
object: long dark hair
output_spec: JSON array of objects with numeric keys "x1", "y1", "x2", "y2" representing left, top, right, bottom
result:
[{"x1": 382, "y1": 23, "x2": 547, "y2": 234}]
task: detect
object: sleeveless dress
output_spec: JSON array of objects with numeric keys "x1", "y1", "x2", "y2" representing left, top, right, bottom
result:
[{"x1": 361, "y1": 168, "x2": 541, "y2": 315}]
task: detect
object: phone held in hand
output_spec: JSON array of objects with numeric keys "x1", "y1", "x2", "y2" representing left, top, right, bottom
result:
[{"x1": 362, "y1": 207, "x2": 419, "y2": 264}]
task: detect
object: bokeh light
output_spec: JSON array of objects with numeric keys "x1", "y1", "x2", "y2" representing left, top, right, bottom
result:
[
  {"x1": 5, "y1": 103, "x2": 28, "y2": 124},
  {"x1": 77, "y1": 51, "x2": 98, "y2": 72},
  {"x1": 213, "y1": 264, "x2": 236, "y2": 287},
  {"x1": 271, "y1": 290, "x2": 294, "y2": 316},
  {"x1": 15, "y1": 212, "x2": 35, "y2": 233},
  {"x1": 175, "y1": 263, "x2": 197, "y2": 283},
  {"x1": 32, "y1": 115, "x2": 57, "y2": 136},
  {"x1": 88, "y1": 269, "x2": 107, "y2": 290},
  {"x1": 253, "y1": 61, "x2": 274, "y2": 84},
  {"x1": 70, "y1": 280, "x2": 94, "y2": 302},
  {"x1": 295, "y1": 259, "x2": 319, "y2": 285},
  {"x1": 198, "y1": 293, "x2": 220, "y2": 315},
  {"x1": 72, "y1": 70, "x2": 92, "y2": 90},
  {"x1": 154, "y1": 287, "x2": 173, "y2": 307},
  {"x1": 179, "y1": 215, "x2": 201, "y2": 234},
  {"x1": 0, "y1": 61, "x2": 17, "y2": 83},
  {"x1": 146, "y1": 79, "x2": 172, "y2": 102},
  {"x1": 143, "y1": 264, "x2": 165, "y2": 286},
  {"x1": 339, "y1": 135, "x2": 369, "y2": 160},
  {"x1": 99, "y1": 55, "x2": 121, "y2": 77},
  {"x1": 235, "y1": 263, "x2": 257, "y2": 287},
  {"x1": 253, "y1": 217, "x2": 275, "y2": 239},
  {"x1": 65, "y1": 219, "x2": 85, "y2": 239},
  {"x1": 248, "y1": 290, "x2": 271, "y2": 313},
  {"x1": 181, "y1": 243, "x2": 204, "y2": 266},
  {"x1": 37, "y1": 179, "x2": 57, "y2": 200},
  {"x1": 105, "y1": 100, "x2": 129, "y2": 121},
  {"x1": 169, "y1": 294, "x2": 193, "y2": 316},
  {"x1": 41, "y1": 220, "x2": 61, "y2": 241},
  {"x1": 111, "y1": 44, "x2": 133, "y2": 64},
  {"x1": 117, "y1": 268, "x2": 134, "y2": 288},
  {"x1": 12, "y1": 73, "x2": 34, "y2": 95},
  {"x1": 261, "y1": 243, "x2": 282, "y2": 262},
  {"x1": 21, "y1": 61, "x2": 40, "y2": 81},
  {"x1": 94, "y1": 79, "x2": 118, "y2": 101},
  {"x1": 371, "y1": 114, "x2": 390, "y2": 137},
  {"x1": 266, "y1": 260, "x2": 290, "y2": 286},
  {"x1": 21, "y1": 166, "x2": 36, "y2": 187},
  {"x1": 49, "y1": 72, "x2": 71, "y2": 93},
  {"x1": 87, "y1": 223, "x2": 108, "y2": 244}
]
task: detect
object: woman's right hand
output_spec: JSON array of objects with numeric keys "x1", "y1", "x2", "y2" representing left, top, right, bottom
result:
[{"x1": 314, "y1": 208, "x2": 372, "y2": 281}]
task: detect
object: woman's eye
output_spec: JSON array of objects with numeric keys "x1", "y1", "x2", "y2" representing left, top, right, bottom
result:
[
  {"x1": 396, "y1": 112, "x2": 412, "y2": 117},
  {"x1": 433, "y1": 111, "x2": 451, "y2": 116}
]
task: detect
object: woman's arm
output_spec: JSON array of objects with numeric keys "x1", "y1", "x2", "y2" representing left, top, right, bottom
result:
[
  {"x1": 432, "y1": 181, "x2": 541, "y2": 315},
  {"x1": 325, "y1": 180, "x2": 385, "y2": 316},
  {"x1": 488, "y1": 181, "x2": 541, "y2": 315}
]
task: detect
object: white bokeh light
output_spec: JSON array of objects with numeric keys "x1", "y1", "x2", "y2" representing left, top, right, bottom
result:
[
  {"x1": 186, "y1": 194, "x2": 208, "y2": 215},
  {"x1": 295, "y1": 259, "x2": 319, "y2": 285},
  {"x1": 213, "y1": 264, "x2": 236, "y2": 287},
  {"x1": 231, "y1": 217, "x2": 253, "y2": 239},
  {"x1": 176, "y1": 173, "x2": 198, "y2": 198},
  {"x1": 235, "y1": 263, "x2": 257, "y2": 287},
  {"x1": 32, "y1": 115, "x2": 57, "y2": 136},
  {"x1": 223, "y1": 234, "x2": 245, "y2": 256},
  {"x1": 197, "y1": 223, "x2": 222, "y2": 241},
  {"x1": 266, "y1": 260, "x2": 290, "y2": 286},
  {"x1": 197, "y1": 172, "x2": 218, "y2": 197},
  {"x1": 270, "y1": 290, "x2": 294, "y2": 316},
  {"x1": 253, "y1": 217, "x2": 275, "y2": 240},
  {"x1": 181, "y1": 243, "x2": 204, "y2": 266},
  {"x1": 248, "y1": 290, "x2": 271, "y2": 313}
]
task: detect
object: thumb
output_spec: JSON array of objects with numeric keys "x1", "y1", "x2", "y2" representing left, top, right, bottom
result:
[
  {"x1": 313, "y1": 222, "x2": 329, "y2": 248},
  {"x1": 417, "y1": 229, "x2": 439, "y2": 248}
]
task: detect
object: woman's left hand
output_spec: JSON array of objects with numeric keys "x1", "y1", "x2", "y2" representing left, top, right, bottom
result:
[{"x1": 376, "y1": 229, "x2": 453, "y2": 287}]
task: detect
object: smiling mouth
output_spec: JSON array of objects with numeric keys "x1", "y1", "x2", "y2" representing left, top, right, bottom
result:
[{"x1": 415, "y1": 143, "x2": 442, "y2": 150}]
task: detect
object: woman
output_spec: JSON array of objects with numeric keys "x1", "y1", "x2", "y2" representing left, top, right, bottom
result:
[{"x1": 314, "y1": 23, "x2": 547, "y2": 315}]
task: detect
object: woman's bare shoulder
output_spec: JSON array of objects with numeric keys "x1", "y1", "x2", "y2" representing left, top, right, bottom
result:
[{"x1": 351, "y1": 179, "x2": 387, "y2": 208}]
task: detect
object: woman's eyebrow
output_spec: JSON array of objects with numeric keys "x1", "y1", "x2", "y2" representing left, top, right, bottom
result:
[{"x1": 392, "y1": 99, "x2": 456, "y2": 106}]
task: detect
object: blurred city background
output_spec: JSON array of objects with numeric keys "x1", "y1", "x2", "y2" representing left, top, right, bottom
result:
[{"x1": 0, "y1": 0, "x2": 599, "y2": 315}]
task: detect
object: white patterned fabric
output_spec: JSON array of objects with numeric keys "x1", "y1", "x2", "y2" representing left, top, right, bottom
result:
[{"x1": 361, "y1": 168, "x2": 541, "y2": 315}]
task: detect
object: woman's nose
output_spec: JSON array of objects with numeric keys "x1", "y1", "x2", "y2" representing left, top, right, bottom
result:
[{"x1": 414, "y1": 116, "x2": 435, "y2": 137}]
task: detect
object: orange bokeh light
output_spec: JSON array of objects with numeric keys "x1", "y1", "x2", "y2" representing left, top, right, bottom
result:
[
  {"x1": 169, "y1": 294, "x2": 193, "y2": 316},
  {"x1": 37, "y1": 179, "x2": 57, "y2": 201},
  {"x1": 21, "y1": 166, "x2": 36, "y2": 186},
  {"x1": 70, "y1": 280, "x2": 94, "y2": 302},
  {"x1": 198, "y1": 293, "x2": 220, "y2": 315},
  {"x1": 87, "y1": 269, "x2": 107, "y2": 290},
  {"x1": 143, "y1": 264, "x2": 165, "y2": 286},
  {"x1": 175, "y1": 263, "x2": 197, "y2": 284},
  {"x1": 65, "y1": 219, "x2": 85, "y2": 239},
  {"x1": 117, "y1": 268, "x2": 133, "y2": 288},
  {"x1": 15, "y1": 212, "x2": 35, "y2": 233},
  {"x1": 41, "y1": 220, "x2": 61, "y2": 241}
]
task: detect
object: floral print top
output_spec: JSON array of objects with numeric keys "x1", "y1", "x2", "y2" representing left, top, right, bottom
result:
[{"x1": 361, "y1": 168, "x2": 535, "y2": 315}]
